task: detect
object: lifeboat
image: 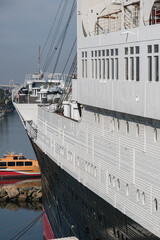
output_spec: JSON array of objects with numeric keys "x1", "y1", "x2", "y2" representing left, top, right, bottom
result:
[{"x1": 0, "y1": 153, "x2": 41, "y2": 179}]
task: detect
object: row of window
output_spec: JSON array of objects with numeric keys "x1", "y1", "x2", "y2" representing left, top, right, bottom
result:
[
  {"x1": 81, "y1": 44, "x2": 160, "y2": 82},
  {"x1": 109, "y1": 174, "x2": 159, "y2": 212},
  {"x1": 3, "y1": 156, "x2": 26, "y2": 160},
  {"x1": 90, "y1": 58, "x2": 119, "y2": 80},
  {"x1": 0, "y1": 161, "x2": 32, "y2": 167},
  {"x1": 94, "y1": 114, "x2": 159, "y2": 143}
]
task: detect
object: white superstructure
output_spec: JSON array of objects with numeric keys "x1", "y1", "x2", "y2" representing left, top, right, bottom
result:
[{"x1": 13, "y1": 0, "x2": 160, "y2": 238}]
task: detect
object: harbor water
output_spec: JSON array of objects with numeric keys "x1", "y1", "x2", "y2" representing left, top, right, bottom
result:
[{"x1": 0, "y1": 111, "x2": 43, "y2": 240}]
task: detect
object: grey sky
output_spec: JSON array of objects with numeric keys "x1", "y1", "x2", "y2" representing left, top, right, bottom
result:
[{"x1": 0, "y1": 0, "x2": 76, "y2": 84}]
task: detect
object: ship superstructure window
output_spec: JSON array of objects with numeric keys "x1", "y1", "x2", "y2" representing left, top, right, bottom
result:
[
  {"x1": 8, "y1": 162, "x2": 15, "y2": 166},
  {"x1": 19, "y1": 156, "x2": 26, "y2": 160},
  {"x1": 142, "y1": 192, "x2": 145, "y2": 205},
  {"x1": 16, "y1": 162, "x2": 24, "y2": 166},
  {"x1": 136, "y1": 189, "x2": 140, "y2": 202},
  {"x1": 25, "y1": 162, "x2": 32, "y2": 166},
  {"x1": 125, "y1": 46, "x2": 140, "y2": 81},
  {"x1": 99, "y1": 59, "x2": 101, "y2": 79},
  {"x1": 102, "y1": 59, "x2": 105, "y2": 79},
  {"x1": 154, "y1": 128, "x2": 158, "y2": 142},
  {"x1": 91, "y1": 48, "x2": 119, "y2": 80},
  {"x1": 136, "y1": 124, "x2": 140, "y2": 137},
  {"x1": 126, "y1": 184, "x2": 129, "y2": 196},
  {"x1": 154, "y1": 198, "x2": 158, "y2": 212},
  {"x1": 0, "y1": 162, "x2": 6, "y2": 166},
  {"x1": 126, "y1": 121, "x2": 129, "y2": 134},
  {"x1": 148, "y1": 44, "x2": 159, "y2": 81},
  {"x1": 81, "y1": 51, "x2": 87, "y2": 79}
]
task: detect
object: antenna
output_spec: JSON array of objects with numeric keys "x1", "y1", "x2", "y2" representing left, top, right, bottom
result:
[{"x1": 38, "y1": 46, "x2": 41, "y2": 73}]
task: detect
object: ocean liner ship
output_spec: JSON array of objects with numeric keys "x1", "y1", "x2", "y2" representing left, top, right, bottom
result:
[{"x1": 13, "y1": 0, "x2": 160, "y2": 239}]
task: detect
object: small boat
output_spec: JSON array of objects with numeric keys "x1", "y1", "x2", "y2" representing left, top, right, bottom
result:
[{"x1": 0, "y1": 153, "x2": 41, "y2": 179}]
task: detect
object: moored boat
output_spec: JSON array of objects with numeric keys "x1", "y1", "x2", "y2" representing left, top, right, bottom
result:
[{"x1": 0, "y1": 153, "x2": 41, "y2": 179}]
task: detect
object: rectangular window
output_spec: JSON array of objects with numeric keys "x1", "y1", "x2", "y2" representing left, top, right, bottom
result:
[
  {"x1": 85, "y1": 51, "x2": 87, "y2": 58},
  {"x1": 99, "y1": 59, "x2": 101, "y2": 79},
  {"x1": 106, "y1": 58, "x2": 110, "y2": 79},
  {"x1": 125, "y1": 47, "x2": 128, "y2": 55},
  {"x1": 125, "y1": 57, "x2": 129, "y2": 80},
  {"x1": 136, "y1": 46, "x2": 140, "y2": 54},
  {"x1": 95, "y1": 51, "x2": 97, "y2": 57},
  {"x1": 102, "y1": 59, "x2": 105, "y2": 79},
  {"x1": 115, "y1": 58, "x2": 119, "y2": 80},
  {"x1": 98, "y1": 50, "x2": 101, "y2": 57},
  {"x1": 148, "y1": 56, "x2": 152, "y2": 81},
  {"x1": 106, "y1": 49, "x2": 109, "y2": 56},
  {"x1": 85, "y1": 60, "x2": 87, "y2": 78},
  {"x1": 130, "y1": 47, "x2": 134, "y2": 54},
  {"x1": 102, "y1": 50, "x2": 105, "y2": 57},
  {"x1": 82, "y1": 52, "x2": 84, "y2": 58},
  {"x1": 95, "y1": 59, "x2": 97, "y2": 79},
  {"x1": 130, "y1": 57, "x2": 134, "y2": 80},
  {"x1": 19, "y1": 156, "x2": 26, "y2": 160},
  {"x1": 115, "y1": 49, "x2": 118, "y2": 56},
  {"x1": 16, "y1": 162, "x2": 24, "y2": 166},
  {"x1": 0, "y1": 162, "x2": 6, "y2": 166},
  {"x1": 111, "y1": 49, "x2": 114, "y2": 56},
  {"x1": 136, "y1": 57, "x2": 140, "y2": 81},
  {"x1": 8, "y1": 162, "x2": 15, "y2": 166},
  {"x1": 13, "y1": 156, "x2": 18, "y2": 160},
  {"x1": 148, "y1": 45, "x2": 152, "y2": 54},
  {"x1": 25, "y1": 162, "x2": 32, "y2": 166},
  {"x1": 155, "y1": 56, "x2": 159, "y2": 81},
  {"x1": 154, "y1": 45, "x2": 159, "y2": 53},
  {"x1": 91, "y1": 51, "x2": 94, "y2": 58},
  {"x1": 82, "y1": 60, "x2": 84, "y2": 78},
  {"x1": 92, "y1": 60, "x2": 94, "y2": 79},
  {"x1": 111, "y1": 58, "x2": 114, "y2": 80}
]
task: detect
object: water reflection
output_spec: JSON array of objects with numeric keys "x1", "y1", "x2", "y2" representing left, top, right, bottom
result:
[
  {"x1": 0, "y1": 111, "x2": 43, "y2": 240},
  {"x1": 0, "y1": 200, "x2": 42, "y2": 211}
]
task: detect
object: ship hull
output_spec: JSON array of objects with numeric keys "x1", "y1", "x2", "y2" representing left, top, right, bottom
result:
[
  {"x1": 32, "y1": 142, "x2": 159, "y2": 240},
  {"x1": 0, "y1": 169, "x2": 41, "y2": 179}
]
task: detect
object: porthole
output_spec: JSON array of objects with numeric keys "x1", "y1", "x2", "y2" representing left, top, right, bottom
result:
[
  {"x1": 154, "y1": 128, "x2": 157, "y2": 143},
  {"x1": 136, "y1": 189, "x2": 140, "y2": 202},
  {"x1": 126, "y1": 184, "x2": 129, "y2": 196},
  {"x1": 136, "y1": 124, "x2": 139, "y2": 137},
  {"x1": 142, "y1": 192, "x2": 145, "y2": 205},
  {"x1": 126, "y1": 122, "x2": 129, "y2": 134},
  {"x1": 154, "y1": 198, "x2": 158, "y2": 212},
  {"x1": 117, "y1": 179, "x2": 120, "y2": 190}
]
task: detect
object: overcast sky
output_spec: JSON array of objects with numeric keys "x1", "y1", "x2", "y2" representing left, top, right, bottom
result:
[{"x1": 0, "y1": 0, "x2": 76, "y2": 84}]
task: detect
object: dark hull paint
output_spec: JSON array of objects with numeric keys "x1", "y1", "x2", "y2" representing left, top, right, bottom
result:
[{"x1": 32, "y1": 142, "x2": 159, "y2": 240}]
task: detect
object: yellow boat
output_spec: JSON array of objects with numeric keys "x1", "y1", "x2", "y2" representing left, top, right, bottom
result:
[{"x1": 0, "y1": 153, "x2": 41, "y2": 179}]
